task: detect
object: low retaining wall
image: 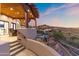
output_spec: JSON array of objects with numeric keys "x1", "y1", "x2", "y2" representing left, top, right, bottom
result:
[{"x1": 17, "y1": 28, "x2": 60, "y2": 56}]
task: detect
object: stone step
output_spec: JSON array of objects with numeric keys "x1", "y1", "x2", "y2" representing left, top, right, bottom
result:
[
  {"x1": 9, "y1": 40, "x2": 18, "y2": 44},
  {"x1": 16, "y1": 49, "x2": 36, "y2": 56},
  {"x1": 10, "y1": 42, "x2": 20, "y2": 47},
  {"x1": 10, "y1": 46, "x2": 25, "y2": 56},
  {"x1": 10, "y1": 44, "x2": 23, "y2": 52},
  {"x1": 9, "y1": 40, "x2": 25, "y2": 56}
]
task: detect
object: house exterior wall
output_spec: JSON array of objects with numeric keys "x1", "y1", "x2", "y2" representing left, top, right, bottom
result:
[{"x1": 0, "y1": 14, "x2": 21, "y2": 35}]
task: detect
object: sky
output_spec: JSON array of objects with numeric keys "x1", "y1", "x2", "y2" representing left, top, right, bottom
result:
[{"x1": 35, "y1": 3, "x2": 79, "y2": 28}]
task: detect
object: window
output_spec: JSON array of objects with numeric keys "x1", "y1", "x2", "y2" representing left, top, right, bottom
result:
[
  {"x1": 0, "y1": 21, "x2": 4, "y2": 29},
  {"x1": 0, "y1": 20, "x2": 9, "y2": 35},
  {"x1": 0, "y1": 21, "x2": 5, "y2": 35},
  {"x1": 11, "y1": 23, "x2": 16, "y2": 30}
]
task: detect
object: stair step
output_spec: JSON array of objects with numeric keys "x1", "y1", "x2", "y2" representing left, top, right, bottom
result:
[
  {"x1": 16, "y1": 49, "x2": 36, "y2": 56},
  {"x1": 10, "y1": 46, "x2": 25, "y2": 56},
  {"x1": 10, "y1": 44, "x2": 23, "y2": 52},
  {"x1": 9, "y1": 40, "x2": 18, "y2": 44},
  {"x1": 10, "y1": 42, "x2": 20, "y2": 47}
]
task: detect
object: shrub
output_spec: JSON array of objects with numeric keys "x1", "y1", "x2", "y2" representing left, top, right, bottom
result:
[{"x1": 53, "y1": 30, "x2": 65, "y2": 40}]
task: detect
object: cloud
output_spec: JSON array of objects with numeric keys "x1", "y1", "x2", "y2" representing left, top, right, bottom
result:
[
  {"x1": 38, "y1": 3, "x2": 79, "y2": 28},
  {"x1": 65, "y1": 5, "x2": 79, "y2": 16},
  {"x1": 47, "y1": 17, "x2": 63, "y2": 27},
  {"x1": 40, "y1": 3, "x2": 79, "y2": 17},
  {"x1": 37, "y1": 16, "x2": 64, "y2": 27}
]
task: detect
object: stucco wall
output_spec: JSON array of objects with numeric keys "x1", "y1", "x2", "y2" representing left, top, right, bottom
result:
[
  {"x1": 0, "y1": 14, "x2": 21, "y2": 29},
  {"x1": 17, "y1": 28, "x2": 37, "y2": 40}
]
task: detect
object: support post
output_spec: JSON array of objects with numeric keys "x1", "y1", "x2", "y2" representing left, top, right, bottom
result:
[
  {"x1": 25, "y1": 12, "x2": 29, "y2": 28},
  {"x1": 35, "y1": 19, "x2": 37, "y2": 28}
]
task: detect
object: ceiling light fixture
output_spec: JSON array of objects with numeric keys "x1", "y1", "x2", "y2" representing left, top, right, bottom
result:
[
  {"x1": 10, "y1": 8, "x2": 14, "y2": 11},
  {"x1": 16, "y1": 12, "x2": 20, "y2": 14},
  {"x1": 27, "y1": 9, "x2": 30, "y2": 12}
]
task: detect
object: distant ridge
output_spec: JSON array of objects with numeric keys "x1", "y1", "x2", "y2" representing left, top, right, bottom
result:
[{"x1": 37, "y1": 24, "x2": 79, "y2": 29}]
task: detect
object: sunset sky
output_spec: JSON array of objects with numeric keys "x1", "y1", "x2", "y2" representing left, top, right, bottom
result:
[{"x1": 35, "y1": 3, "x2": 79, "y2": 28}]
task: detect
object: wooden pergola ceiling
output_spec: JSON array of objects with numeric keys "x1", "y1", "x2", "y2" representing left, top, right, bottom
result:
[
  {"x1": 0, "y1": 3, "x2": 37, "y2": 19},
  {"x1": 27, "y1": 3, "x2": 39, "y2": 18}
]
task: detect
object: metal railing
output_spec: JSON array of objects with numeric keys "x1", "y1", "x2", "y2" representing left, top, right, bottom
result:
[
  {"x1": 59, "y1": 40, "x2": 79, "y2": 56},
  {"x1": 58, "y1": 43, "x2": 72, "y2": 56}
]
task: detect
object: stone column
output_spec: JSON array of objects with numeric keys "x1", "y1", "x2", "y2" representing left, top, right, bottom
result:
[
  {"x1": 25, "y1": 12, "x2": 29, "y2": 28},
  {"x1": 35, "y1": 19, "x2": 37, "y2": 28}
]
